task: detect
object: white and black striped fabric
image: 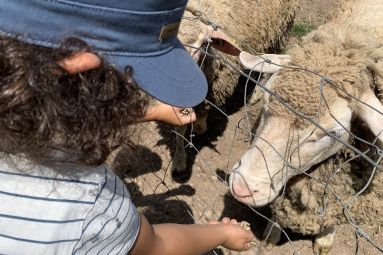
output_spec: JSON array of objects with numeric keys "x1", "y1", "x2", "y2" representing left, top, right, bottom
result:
[{"x1": 0, "y1": 156, "x2": 140, "y2": 255}]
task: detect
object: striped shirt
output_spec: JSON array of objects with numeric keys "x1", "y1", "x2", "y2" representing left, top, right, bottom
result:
[{"x1": 0, "y1": 156, "x2": 140, "y2": 255}]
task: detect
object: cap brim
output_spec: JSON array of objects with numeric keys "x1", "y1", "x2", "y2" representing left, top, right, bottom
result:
[{"x1": 103, "y1": 40, "x2": 208, "y2": 108}]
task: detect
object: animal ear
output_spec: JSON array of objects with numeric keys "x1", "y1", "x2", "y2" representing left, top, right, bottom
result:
[
  {"x1": 209, "y1": 30, "x2": 241, "y2": 56},
  {"x1": 355, "y1": 88, "x2": 383, "y2": 144},
  {"x1": 239, "y1": 51, "x2": 291, "y2": 73}
]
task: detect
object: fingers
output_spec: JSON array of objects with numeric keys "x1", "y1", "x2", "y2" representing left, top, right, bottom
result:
[
  {"x1": 211, "y1": 217, "x2": 256, "y2": 251},
  {"x1": 143, "y1": 102, "x2": 196, "y2": 126},
  {"x1": 246, "y1": 229, "x2": 255, "y2": 242},
  {"x1": 210, "y1": 217, "x2": 238, "y2": 225},
  {"x1": 221, "y1": 217, "x2": 238, "y2": 225},
  {"x1": 179, "y1": 108, "x2": 193, "y2": 118},
  {"x1": 241, "y1": 228, "x2": 255, "y2": 251},
  {"x1": 165, "y1": 106, "x2": 196, "y2": 126},
  {"x1": 242, "y1": 242, "x2": 252, "y2": 251},
  {"x1": 221, "y1": 217, "x2": 231, "y2": 224},
  {"x1": 172, "y1": 107, "x2": 196, "y2": 125},
  {"x1": 58, "y1": 52, "x2": 101, "y2": 74}
]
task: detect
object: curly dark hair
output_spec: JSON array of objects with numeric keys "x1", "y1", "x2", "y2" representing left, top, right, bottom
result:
[{"x1": 0, "y1": 36, "x2": 148, "y2": 165}]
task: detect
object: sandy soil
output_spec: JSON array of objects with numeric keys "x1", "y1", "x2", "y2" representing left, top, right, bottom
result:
[{"x1": 111, "y1": 0, "x2": 383, "y2": 254}]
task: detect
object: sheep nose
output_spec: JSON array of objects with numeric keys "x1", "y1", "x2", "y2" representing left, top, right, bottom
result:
[
  {"x1": 230, "y1": 173, "x2": 256, "y2": 198},
  {"x1": 232, "y1": 183, "x2": 254, "y2": 198}
]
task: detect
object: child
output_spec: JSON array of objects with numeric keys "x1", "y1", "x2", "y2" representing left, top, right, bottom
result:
[{"x1": 0, "y1": 0, "x2": 254, "y2": 254}]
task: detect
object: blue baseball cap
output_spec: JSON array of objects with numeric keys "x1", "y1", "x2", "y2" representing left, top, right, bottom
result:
[{"x1": 0, "y1": 0, "x2": 208, "y2": 107}]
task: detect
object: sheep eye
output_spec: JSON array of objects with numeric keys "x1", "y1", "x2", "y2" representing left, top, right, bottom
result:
[
  {"x1": 311, "y1": 130, "x2": 342, "y2": 143},
  {"x1": 306, "y1": 137, "x2": 319, "y2": 143},
  {"x1": 328, "y1": 130, "x2": 342, "y2": 139},
  {"x1": 305, "y1": 132, "x2": 330, "y2": 143},
  {"x1": 304, "y1": 127, "x2": 344, "y2": 144}
]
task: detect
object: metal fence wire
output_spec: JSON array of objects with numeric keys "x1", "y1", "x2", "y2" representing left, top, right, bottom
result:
[{"x1": 117, "y1": 9, "x2": 383, "y2": 255}]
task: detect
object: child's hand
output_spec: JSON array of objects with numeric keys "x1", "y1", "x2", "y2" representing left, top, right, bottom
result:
[
  {"x1": 58, "y1": 54, "x2": 197, "y2": 127},
  {"x1": 210, "y1": 217, "x2": 255, "y2": 251},
  {"x1": 144, "y1": 101, "x2": 196, "y2": 126}
]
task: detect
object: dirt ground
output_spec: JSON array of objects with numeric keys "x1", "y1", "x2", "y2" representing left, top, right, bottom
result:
[{"x1": 112, "y1": 0, "x2": 383, "y2": 254}]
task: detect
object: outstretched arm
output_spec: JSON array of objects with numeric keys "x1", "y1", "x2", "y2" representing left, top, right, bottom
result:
[
  {"x1": 130, "y1": 214, "x2": 254, "y2": 255},
  {"x1": 142, "y1": 101, "x2": 196, "y2": 126},
  {"x1": 58, "y1": 52, "x2": 198, "y2": 127}
]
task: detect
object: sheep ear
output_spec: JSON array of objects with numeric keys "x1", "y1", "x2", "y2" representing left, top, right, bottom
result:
[
  {"x1": 355, "y1": 88, "x2": 383, "y2": 144},
  {"x1": 209, "y1": 30, "x2": 241, "y2": 56},
  {"x1": 239, "y1": 51, "x2": 291, "y2": 73}
]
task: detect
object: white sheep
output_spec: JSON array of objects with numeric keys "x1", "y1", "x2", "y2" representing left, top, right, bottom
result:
[
  {"x1": 171, "y1": 0, "x2": 298, "y2": 181},
  {"x1": 229, "y1": 0, "x2": 383, "y2": 253}
]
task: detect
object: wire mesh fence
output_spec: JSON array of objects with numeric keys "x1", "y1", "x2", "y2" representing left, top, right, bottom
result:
[{"x1": 112, "y1": 3, "x2": 383, "y2": 255}]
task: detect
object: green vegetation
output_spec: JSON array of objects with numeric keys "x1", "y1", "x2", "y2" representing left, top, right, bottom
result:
[{"x1": 291, "y1": 22, "x2": 315, "y2": 38}]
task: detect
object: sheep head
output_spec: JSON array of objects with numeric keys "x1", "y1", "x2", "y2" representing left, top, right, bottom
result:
[{"x1": 229, "y1": 41, "x2": 383, "y2": 207}]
